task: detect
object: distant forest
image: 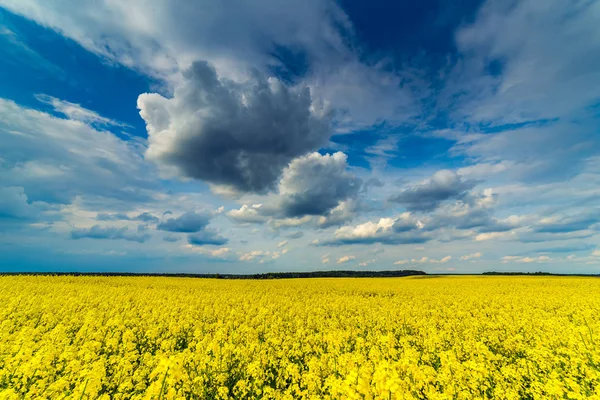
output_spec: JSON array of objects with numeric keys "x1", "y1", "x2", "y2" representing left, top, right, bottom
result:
[
  {"x1": 1, "y1": 270, "x2": 426, "y2": 279},
  {"x1": 2, "y1": 270, "x2": 598, "y2": 279}
]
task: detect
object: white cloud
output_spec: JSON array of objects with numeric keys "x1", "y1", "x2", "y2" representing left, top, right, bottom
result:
[
  {"x1": 475, "y1": 231, "x2": 515, "y2": 242},
  {"x1": 336, "y1": 255, "x2": 355, "y2": 264},
  {"x1": 239, "y1": 249, "x2": 284, "y2": 262},
  {"x1": 35, "y1": 94, "x2": 130, "y2": 128},
  {"x1": 392, "y1": 256, "x2": 451, "y2": 265},
  {"x1": 239, "y1": 250, "x2": 265, "y2": 262},
  {"x1": 323, "y1": 214, "x2": 428, "y2": 246},
  {"x1": 0, "y1": 98, "x2": 153, "y2": 205},
  {"x1": 227, "y1": 204, "x2": 267, "y2": 224},
  {"x1": 454, "y1": 0, "x2": 600, "y2": 124},
  {"x1": 502, "y1": 255, "x2": 552, "y2": 264},
  {"x1": 460, "y1": 252, "x2": 482, "y2": 261}
]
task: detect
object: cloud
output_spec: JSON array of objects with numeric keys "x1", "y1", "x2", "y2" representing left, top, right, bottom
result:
[
  {"x1": 0, "y1": 186, "x2": 36, "y2": 220},
  {"x1": 444, "y1": 0, "x2": 600, "y2": 185},
  {"x1": 162, "y1": 235, "x2": 180, "y2": 243},
  {"x1": 285, "y1": 231, "x2": 304, "y2": 239},
  {"x1": 277, "y1": 240, "x2": 288, "y2": 248},
  {"x1": 532, "y1": 211, "x2": 600, "y2": 234},
  {"x1": 534, "y1": 244, "x2": 595, "y2": 253},
  {"x1": 502, "y1": 255, "x2": 552, "y2": 264},
  {"x1": 336, "y1": 255, "x2": 355, "y2": 264},
  {"x1": 393, "y1": 256, "x2": 452, "y2": 265},
  {"x1": 475, "y1": 231, "x2": 516, "y2": 242},
  {"x1": 35, "y1": 94, "x2": 130, "y2": 128},
  {"x1": 227, "y1": 204, "x2": 268, "y2": 224},
  {"x1": 157, "y1": 211, "x2": 211, "y2": 233},
  {"x1": 187, "y1": 229, "x2": 228, "y2": 246},
  {"x1": 70, "y1": 225, "x2": 150, "y2": 243},
  {"x1": 316, "y1": 200, "x2": 359, "y2": 228},
  {"x1": 460, "y1": 252, "x2": 482, "y2": 261},
  {"x1": 454, "y1": 0, "x2": 600, "y2": 125},
  {"x1": 389, "y1": 170, "x2": 477, "y2": 212},
  {"x1": 420, "y1": 189, "x2": 522, "y2": 234},
  {"x1": 185, "y1": 244, "x2": 232, "y2": 258},
  {"x1": 227, "y1": 152, "x2": 361, "y2": 229},
  {"x1": 96, "y1": 211, "x2": 159, "y2": 223},
  {"x1": 133, "y1": 212, "x2": 160, "y2": 223},
  {"x1": 2, "y1": 0, "x2": 422, "y2": 134},
  {"x1": 358, "y1": 259, "x2": 375, "y2": 267},
  {"x1": 138, "y1": 61, "x2": 330, "y2": 193},
  {"x1": 1, "y1": 0, "x2": 353, "y2": 81},
  {"x1": 322, "y1": 214, "x2": 429, "y2": 246},
  {"x1": 239, "y1": 250, "x2": 282, "y2": 262},
  {"x1": 0, "y1": 98, "x2": 153, "y2": 205},
  {"x1": 276, "y1": 152, "x2": 361, "y2": 217}
]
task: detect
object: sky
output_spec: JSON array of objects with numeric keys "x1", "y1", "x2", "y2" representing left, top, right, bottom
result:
[{"x1": 1, "y1": 0, "x2": 599, "y2": 274}]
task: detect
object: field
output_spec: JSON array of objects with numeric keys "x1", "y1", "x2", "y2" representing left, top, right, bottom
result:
[{"x1": 1, "y1": 276, "x2": 599, "y2": 399}]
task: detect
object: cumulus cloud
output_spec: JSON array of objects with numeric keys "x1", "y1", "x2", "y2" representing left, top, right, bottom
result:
[
  {"x1": 70, "y1": 225, "x2": 150, "y2": 243},
  {"x1": 138, "y1": 61, "x2": 330, "y2": 193},
  {"x1": 227, "y1": 204, "x2": 268, "y2": 224},
  {"x1": 157, "y1": 211, "x2": 211, "y2": 233},
  {"x1": 227, "y1": 152, "x2": 361, "y2": 228},
  {"x1": 316, "y1": 200, "x2": 359, "y2": 228},
  {"x1": 276, "y1": 152, "x2": 361, "y2": 217},
  {"x1": 322, "y1": 214, "x2": 428, "y2": 246},
  {"x1": 389, "y1": 170, "x2": 477, "y2": 212}
]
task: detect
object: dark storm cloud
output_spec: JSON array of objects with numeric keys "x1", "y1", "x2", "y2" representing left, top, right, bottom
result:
[
  {"x1": 389, "y1": 170, "x2": 477, "y2": 212},
  {"x1": 138, "y1": 60, "x2": 331, "y2": 194}
]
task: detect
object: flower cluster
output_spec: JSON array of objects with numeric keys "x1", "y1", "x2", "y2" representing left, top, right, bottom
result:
[{"x1": 0, "y1": 275, "x2": 598, "y2": 399}]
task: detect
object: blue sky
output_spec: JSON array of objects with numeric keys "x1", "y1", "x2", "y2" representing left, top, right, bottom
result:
[{"x1": 1, "y1": 0, "x2": 599, "y2": 274}]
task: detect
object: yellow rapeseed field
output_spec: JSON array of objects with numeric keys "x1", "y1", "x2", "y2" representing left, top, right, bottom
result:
[{"x1": 0, "y1": 275, "x2": 599, "y2": 399}]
